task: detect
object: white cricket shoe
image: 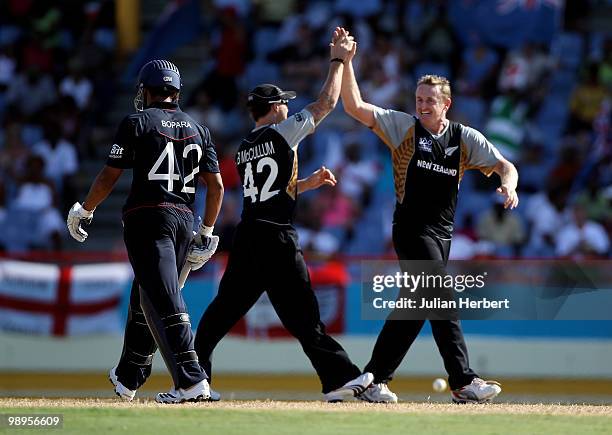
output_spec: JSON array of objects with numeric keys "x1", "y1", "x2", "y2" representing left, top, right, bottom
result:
[
  {"x1": 357, "y1": 383, "x2": 398, "y2": 403},
  {"x1": 108, "y1": 367, "x2": 136, "y2": 402},
  {"x1": 324, "y1": 372, "x2": 374, "y2": 402},
  {"x1": 451, "y1": 378, "x2": 502, "y2": 404},
  {"x1": 155, "y1": 379, "x2": 211, "y2": 404},
  {"x1": 209, "y1": 387, "x2": 221, "y2": 401}
]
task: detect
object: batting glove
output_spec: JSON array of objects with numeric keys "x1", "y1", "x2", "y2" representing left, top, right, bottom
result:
[
  {"x1": 186, "y1": 224, "x2": 219, "y2": 270},
  {"x1": 67, "y1": 202, "x2": 94, "y2": 242}
]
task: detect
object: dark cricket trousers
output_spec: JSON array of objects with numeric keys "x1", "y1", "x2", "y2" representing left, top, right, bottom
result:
[
  {"x1": 194, "y1": 220, "x2": 362, "y2": 393},
  {"x1": 363, "y1": 224, "x2": 478, "y2": 390},
  {"x1": 115, "y1": 205, "x2": 207, "y2": 390}
]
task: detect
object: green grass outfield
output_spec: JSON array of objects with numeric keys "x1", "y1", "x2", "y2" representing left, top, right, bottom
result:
[{"x1": 1, "y1": 399, "x2": 611, "y2": 435}]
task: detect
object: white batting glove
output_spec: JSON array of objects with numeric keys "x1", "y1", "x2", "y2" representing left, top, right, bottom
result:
[
  {"x1": 186, "y1": 224, "x2": 219, "y2": 271},
  {"x1": 67, "y1": 202, "x2": 94, "y2": 242}
]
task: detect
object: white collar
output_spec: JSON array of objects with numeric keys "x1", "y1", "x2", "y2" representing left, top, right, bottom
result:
[{"x1": 251, "y1": 123, "x2": 272, "y2": 132}]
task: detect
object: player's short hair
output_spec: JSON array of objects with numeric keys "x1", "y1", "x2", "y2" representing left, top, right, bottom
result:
[
  {"x1": 248, "y1": 102, "x2": 273, "y2": 122},
  {"x1": 417, "y1": 75, "x2": 451, "y2": 100}
]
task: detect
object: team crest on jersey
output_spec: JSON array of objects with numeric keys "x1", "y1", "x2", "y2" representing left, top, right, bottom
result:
[
  {"x1": 444, "y1": 146, "x2": 458, "y2": 158},
  {"x1": 418, "y1": 137, "x2": 433, "y2": 152},
  {"x1": 294, "y1": 113, "x2": 303, "y2": 122},
  {"x1": 109, "y1": 144, "x2": 123, "y2": 158}
]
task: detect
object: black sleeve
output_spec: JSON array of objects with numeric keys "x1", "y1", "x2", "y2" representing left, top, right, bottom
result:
[
  {"x1": 106, "y1": 115, "x2": 139, "y2": 168},
  {"x1": 198, "y1": 125, "x2": 220, "y2": 174}
]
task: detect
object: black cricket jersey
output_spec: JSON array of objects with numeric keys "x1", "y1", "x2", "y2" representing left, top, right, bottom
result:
[
  {"x1": 236, "y1": 109, "x2": 315, "y2": 225},
  {"x1": 372, "y1": 108, "x2": 503, "y2": 239},
  {"x1": 106, "y1": 101, "x2": 219, "y2": 214}
]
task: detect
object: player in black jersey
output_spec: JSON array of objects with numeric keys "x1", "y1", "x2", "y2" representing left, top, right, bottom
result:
[
  {"x1": 66, "y1": 60, "x2": 224, "y2": 403},
  {"x1": 339, "y1": 30, "x2": 519, "y2": 403},
  {"x1": 194, "y1": 28, "x2": 374, "y2": 402}
]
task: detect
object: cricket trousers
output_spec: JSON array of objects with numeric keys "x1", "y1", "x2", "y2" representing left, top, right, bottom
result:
[
  {"x1": 115, "y1": 205, "x2": 207, "y2": 390},
  {"x1": 363, "y1": 224, "x2": 478, "y2": 390},
  {"x1": 194, "y1": 220, "x2": 362, "y2": 393}
]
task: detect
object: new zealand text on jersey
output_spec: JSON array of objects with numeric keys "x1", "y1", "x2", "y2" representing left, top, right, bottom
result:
[
  {"x1": 236, "y1": 141, "x2": 275, "y2": 165},
  {"x1": 416, "y1": 159, "x2": 457, "y2": 176}
]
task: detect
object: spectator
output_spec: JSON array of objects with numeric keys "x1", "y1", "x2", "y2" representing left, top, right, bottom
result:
[
  {"x1": 456, "y1": 37, "x2": 499, "y2": 97},
  {"x1": 549, "y1": 145, "x2": 583, "y2": 191},
  {"x1": 216, "y1": 144, "x2": 241, "y2": 191},
  {"x1": 555, "y1": 204, "x2": 610, "y2": 258},
  {"x1": 32, "y1": 120, "x2": 78, "y2": 195},
  {"x1": 524, "y1": 185, "x2": 569, "y2": 257},
  {"x1": 498, "y1": 42, "x2": 553, "y2": 94},
  {"x1": 568, "y1": 63, "x2": 608, "y2": 134},
  {"x1": 0, "y1": 116, "x2": 30, "y2": 183},
  {"x1": 477, "y1": 197, "x2": 526, "y2": 256},
  {"x1": 361, "y1": 35, "x2": 402, "y2": 108},
  {"x1": 201, "y1": 6, "x2": 248, "y2": 112},
  {"x1": 215, "y1": 193, "x2": 241, "y2": 252},
  {"x1": 337, "y1": 141, "x2": 378, "y2": 207},
  {"x1": 419, "y1": 11, "x2": 457, "y2": 66},
  {"x1": 12, "y1": 155, "x2": 64, "y2": 250},
  {"x1": 59, "y1": 60, "x2": 93, "y2": 110},
  {"x1": 574, "y1": 173, "x2": 611, "y2": 223},
  {"x1": 402, "y1": 0, "x2": 439, "y2": 44},
  {"x1": 0, "y1": 45, "x2": 16, "y2": 91},
  {"x1": 485, "y1": 90, "x2": 529, "y2": 160},
  {"x1": 185, "y1": 88, "x2": 226, "y2": 137},
  {"x1": 5, "y1": 68, "x2": 56, "y2": 117}
]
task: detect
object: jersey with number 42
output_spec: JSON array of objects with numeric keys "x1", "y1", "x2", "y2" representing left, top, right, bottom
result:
[
  {"x1": 237, "y1": 109, "x2": 315, "y2": 224},
  {"x1": 106, "y1": 102, "x2": 219, "y2": 213}
]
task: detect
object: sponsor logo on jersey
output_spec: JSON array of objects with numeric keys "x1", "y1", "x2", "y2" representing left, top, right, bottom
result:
[
  {"x1": 416, "y1": 159, "x2": 457, "y2": 176},
  {"x1": 418, "y1": 137, "x2": 433, "y2": 152},
  {"x1": 294, "y1": 112, "x2": 303, "y2": 122},
  {"x1": 163, "y1": 76, "x2": 173, "y2": 82},
  {"x1": 444, "y1": 146, "x2": 458, "y2": 157},
  {"x1": 236, "y1": 141, "x2": 275, "y2": 165},
  {"x1": 109, "y1": 144, "x2": 123, "y2": 159},
  {"x1": 161, "y1": 120, "x2": 192, "y2": 128}
]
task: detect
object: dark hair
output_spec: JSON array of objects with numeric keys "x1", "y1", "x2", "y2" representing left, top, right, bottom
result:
[{"x1": 248, "y1": 101, "x2": 273, "y2": 122}]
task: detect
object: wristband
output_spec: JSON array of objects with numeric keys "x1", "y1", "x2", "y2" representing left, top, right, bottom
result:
[
  {"x1": 331, "y1": 58, "x2": 344, "y2": 64},
  {"x1": 79, "y1": 201, "x2": 96, "y2": 217},
  {"x1": 80, "y1": 203, "x2": 95, "y2": 216},
  {"x1": 200, "y1": 224, "x2": 214, "y2": 237}
]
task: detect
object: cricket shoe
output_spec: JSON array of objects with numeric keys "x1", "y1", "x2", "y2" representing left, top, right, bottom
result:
[
  {"x1": 155, "y1": 379, "x2": 211, "y2": 404},
  {"x1": 209, "y1": 387, "x2": 221, "y2": 401},
  {"x1": 156, "y1": 385, "x2": 220, "y2": 402},
  {"x1": 324, "y1": 372, "x2": 374, "y2": 402},
  {"x1": 108, "y1": 367, "x2": 136, "y2": 402},
  {"x1": 357, "y1": 383, "x2": 398, "y2": 403},
  {"x1": 451, "y1": 378, "x2": 502, "y2": 404}
]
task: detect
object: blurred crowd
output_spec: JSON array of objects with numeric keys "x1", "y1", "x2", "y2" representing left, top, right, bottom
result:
[
  {"x1": 0, "y1": 0, "x2": 610, "y2": 259},
  {"x1": 194, "y1": 0, "x2": 611, "y2": 260},
  {"x1": 0, "y1": 0, "x2": 116, "y2": 251}
]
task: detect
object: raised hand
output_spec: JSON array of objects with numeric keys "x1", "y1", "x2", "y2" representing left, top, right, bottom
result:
[{"x1": 330, "y1": 27, "x2": 355, "y2": 62}]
